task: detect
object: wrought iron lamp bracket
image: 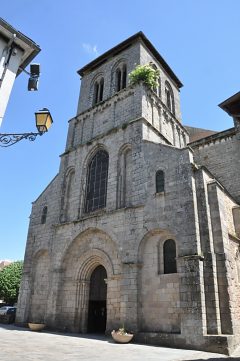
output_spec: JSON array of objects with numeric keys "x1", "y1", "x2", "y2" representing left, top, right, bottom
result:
[{"x1": 0, "y1": 132, "x2": 42, "y2": 147}]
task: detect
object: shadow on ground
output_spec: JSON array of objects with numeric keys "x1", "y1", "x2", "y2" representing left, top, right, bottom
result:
[
  {"x1": 186, "y1": 359, "x2": 240, "y2": 361},
  {"x1": 2, "y1": 324, "x2": 240, "y2": 360}
]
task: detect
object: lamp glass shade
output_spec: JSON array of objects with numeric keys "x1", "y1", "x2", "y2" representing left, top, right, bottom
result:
[{"x1": 35, "y1": 109, "x2": 53, "y2": 133}]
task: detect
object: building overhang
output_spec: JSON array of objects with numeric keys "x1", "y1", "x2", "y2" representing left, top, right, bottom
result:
[
  {"x1": 77, "y1": 31, "x2": 183, "y2": 89},
  {"x1": 219, "y1": 91, "x2": 240, "y2": 117},
  {"x1": 0, "y1": 18, "x2": 41, "y2": 76}
]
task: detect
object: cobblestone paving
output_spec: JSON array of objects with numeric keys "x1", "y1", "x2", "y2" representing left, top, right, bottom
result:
[{"x1": 1, "y1": 325, "x2": 240, "y2": 361}]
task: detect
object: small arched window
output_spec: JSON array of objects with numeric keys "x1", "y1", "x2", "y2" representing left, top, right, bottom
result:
[
  {"x1": 116, "y1": 68, "x2": 121, "y2": 92},
  {"x1": 150, "y1": 63, "x2": 160, "y2": 96},
  {"x1": 158, "y1": 78, "x2": 161, "y2": 98},
  {"x1": 163, "y1": 239, "x2": 177, "y2": 274},
  {"x1": 41, "y1": 206, "x2": 48, "y2": 224},
  {"x1": 165, "y1": 81, "x2": 175, "y2": 115},
  {"x1": 99, "y1": 78, "x2": 104, "y2": 102},
  {"x1": 85, "y1": 150, "x2": 109, "y2": 213},
  {"x1": 156, "y1": 170, "x2": 164, "y2": 193},
  {"x1": 93, "y1": 77, "x2": 104, "y2": 105},
  {"x1": 115, "y1": 64, "x2": 127, "y2": 92}
]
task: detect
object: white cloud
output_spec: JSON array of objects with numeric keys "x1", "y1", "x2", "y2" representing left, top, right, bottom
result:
[{"x1": 82, "y1": 43, "x2": 99, "y2": 57}]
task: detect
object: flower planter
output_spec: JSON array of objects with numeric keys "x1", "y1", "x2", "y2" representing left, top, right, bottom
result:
[
  {"x1": 28, "y1": 323, "x2": 46, "y2": 331},
  {"x1": 111, "y1": 330, "x2": 134, "y2": 343}
]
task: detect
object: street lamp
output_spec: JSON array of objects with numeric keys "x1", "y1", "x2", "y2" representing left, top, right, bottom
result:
[{"x1": 0, "y1": 108, "x2": 53, "y2": 147}]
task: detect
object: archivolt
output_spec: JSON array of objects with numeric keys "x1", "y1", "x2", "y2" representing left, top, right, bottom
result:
[{"x1": 75, "y1": 248, "x2": 114, "y2": 281}]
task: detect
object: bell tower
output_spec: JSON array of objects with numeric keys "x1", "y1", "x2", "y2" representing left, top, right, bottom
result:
[{"x1": 64, "y1": 32, "x2": 188, "y2": 152}]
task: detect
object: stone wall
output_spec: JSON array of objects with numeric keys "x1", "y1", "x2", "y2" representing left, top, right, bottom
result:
[
  {"x1": 139, "y1": 41, "x2": 182, "y2": 122},
  {"x1": 77, "y1": 42, "x2": 140, "y2": 114},
  {"x1": 138, "y1": 230, "x2": 180, "y2": 333},
  {"x1": 191, "y1": 128, "x2": 240, "y2": 203}
]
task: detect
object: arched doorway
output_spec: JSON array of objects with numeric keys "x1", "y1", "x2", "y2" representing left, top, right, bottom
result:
[{"x1": 87, "y1": 265, "x2": 107, "y2": 333}]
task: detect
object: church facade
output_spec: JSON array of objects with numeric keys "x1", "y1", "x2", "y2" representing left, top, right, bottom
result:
[{"x1": 16, "y1": 32, "x2": 240, "y2": 355}]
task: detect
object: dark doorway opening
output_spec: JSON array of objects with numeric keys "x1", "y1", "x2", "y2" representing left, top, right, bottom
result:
[{"x1": 87, "y1": 265, "x2": 107, "y2": 333}]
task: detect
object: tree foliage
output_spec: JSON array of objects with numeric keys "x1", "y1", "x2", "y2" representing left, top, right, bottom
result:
[
  {"x1": 0, "y1": 261, "x2": 23, "y2": 305},
  {"x1": 129, "y1": 64, "x2": 160, "y2": 89}
]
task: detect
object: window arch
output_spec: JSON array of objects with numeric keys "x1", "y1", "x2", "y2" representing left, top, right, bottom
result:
[
  {"x1": 163, "y1": 239, "x2": 177, "y2": 274},
  {"x1": 156, "y1": 170, "x2": 164, "y2": 193},
  {"x1": 93, "y1": 77, "x2": 104, "y2": 105},
  {"x1": 85, "y1": 150, "x2": 109, "y2": 213},
  {"x1": 115, "y1": 63, "x2": 127, "y2": 92},
  {"x1": 41, "y1": 206, "x2": 48, "y2": 224},
  {"x1": 165, "y1": 81, "x2": 175, "y2": 115}
]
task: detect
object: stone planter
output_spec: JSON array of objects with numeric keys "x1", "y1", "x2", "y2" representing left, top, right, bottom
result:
[
  {"x1": 28, "y1": 323, "x2": 46, "y2": 331},
  {"x1": 111, "y1": 330, "x2": 134, "y2": 343}
]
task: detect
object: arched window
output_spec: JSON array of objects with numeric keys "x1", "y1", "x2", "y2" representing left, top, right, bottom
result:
[
  {"x1": 99, "y1": 78, "x2": 104, "y2": 102},
  {"x1": 158, "y1": 78, "x2": 161, "y2": 98},
  {"x1": 116, "y1": 68, "x2": 121, "y2": 92},
  {"x1": 115, "y1": 63, "x2": 127, "y2": 92},
  {"x1": 163, "y1": 239, "x2": 177, "y2": 274},
  {"x1": 41, "y1": 206, "x2": 48, "y2": 224},
  {"x1": 165, "y1": 81, "x2": 175, "y2": 115},
  {"x1": 122, "y1": 64, "x2": 127, "y2": 89},
  {"x1": 93, "y1": 77, "x2": 104, "y2": 105},
  {"x1": 85, "y1": 150, "x2": 109, "y2": 213},
  {"x1": 156, "y1": 170, "x2": 164, "y2": 193},
  {"x1": 150, "y1": 63, "x2": 161, "y2": 96}
]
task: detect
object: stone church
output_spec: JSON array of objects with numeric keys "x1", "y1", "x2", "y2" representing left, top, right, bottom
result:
[{"x1": 16, "y1": 32, "x2": 240, "y2": 355}]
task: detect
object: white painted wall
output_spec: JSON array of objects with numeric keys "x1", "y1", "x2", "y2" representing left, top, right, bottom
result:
[{"x1": 0, "y1": 38, "x2": 24, "y2": 126}]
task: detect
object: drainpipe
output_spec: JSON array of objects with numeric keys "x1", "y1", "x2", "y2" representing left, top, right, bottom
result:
[{"x1": 0, "y1": 33, "x2": 17, "y2": 88}]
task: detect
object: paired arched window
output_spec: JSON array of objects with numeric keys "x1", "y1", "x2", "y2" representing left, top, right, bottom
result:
[
  {"x1": 85, "y1": 150, "x2": 109, "y2": 213},
  {"x1": 93, "y1": 78, "x2": 104, "y2": 105},
  {"x1": 41, "y1": 206, "x2": 48, "y2": 224},
  {"x1": 165, "y1": 81, "x2": 175, "y2": 115},
  {"x1": 156, "y1": 170, "x2": 164, "y2": 193},
  {"x1": 163, "y1": 239, "x2": 177, "y2": 274},
  {"x1": 115, "y1": 64, "x2": 127, "y2": 92}
]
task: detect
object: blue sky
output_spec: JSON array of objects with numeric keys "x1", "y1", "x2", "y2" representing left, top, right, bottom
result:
[{"x1": 1, "y1": 0, "x2": 240, "y2": 260}]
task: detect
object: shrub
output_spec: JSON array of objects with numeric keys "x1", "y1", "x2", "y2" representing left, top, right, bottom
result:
[
  {"x1": 0, "y1": 261, "x2": 23, "y2": 305},
  {"x1": 129, "y1": 64, "x2": 160, "y2": 90}
]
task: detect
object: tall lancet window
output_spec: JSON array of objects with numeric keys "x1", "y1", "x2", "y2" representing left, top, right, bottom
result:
[
  {"x1": 93, "y1": 77, "x2": 104, "y2": 105},
  {"x1": 115, "y1": 63, "x2": 127, "y2": 92},
  {"x1": 165, "y1": 81, "x2": 175, "y2": 116},
  {"x1": 156, "y1": 170, "x2": 165, "y2": 193},
  {"x1": 41, "y1": 206, "x2": 48, "y2": 224},
  {"x1": 163, "y1": 239, "x2": 177, "y2": 274},
  {"x1": 85, "y1": 150, "x2": 109, "y2": 213}
]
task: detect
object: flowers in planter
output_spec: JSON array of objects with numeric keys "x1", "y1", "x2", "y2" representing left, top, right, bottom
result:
[
  {"x1": 115, "y1": 327, "x2": 129, "y2": 335},
  {"x1": 111, "y1": 325, "x2": 134, "y2": 343},
  {"x1": 129, "y1": 63, "x2": 160, "y2": 90}
]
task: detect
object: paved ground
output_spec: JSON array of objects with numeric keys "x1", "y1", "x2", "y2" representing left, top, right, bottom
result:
[{"x1": 1, "y1": 324, "x2": 240, "y2": 361}]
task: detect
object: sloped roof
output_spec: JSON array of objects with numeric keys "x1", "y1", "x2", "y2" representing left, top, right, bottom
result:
[
  {"x1": 219, "y1": 91, "x2": 240, "y2": 116},
  {"x1": 185, "y1": 126, "x2": 217, "y2": 142},
  {"x1": 78, "y1": 31, "x2": 183, "y2": 88}
]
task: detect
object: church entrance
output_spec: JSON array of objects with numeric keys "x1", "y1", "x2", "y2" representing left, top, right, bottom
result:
[{"x1": 87, "y1": 265, "x2": 107, "y2": 333}]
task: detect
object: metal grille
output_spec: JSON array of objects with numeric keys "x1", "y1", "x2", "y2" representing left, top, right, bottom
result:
[
  {"x1": 163, "y1": 239, "x2": 177, "y2": 274},
  {"x1": 85, "y1": 150, "x2": 109, "y2": 213}
]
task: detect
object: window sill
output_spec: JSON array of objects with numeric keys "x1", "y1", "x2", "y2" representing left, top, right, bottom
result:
[{"x1": 155, "y1": 191, "x2": 165, "y2": 196}]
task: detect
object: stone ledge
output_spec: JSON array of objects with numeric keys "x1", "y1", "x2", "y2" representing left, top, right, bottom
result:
[{"x1": 136, "y1": 332, "x2": 232, "y2": 355}]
